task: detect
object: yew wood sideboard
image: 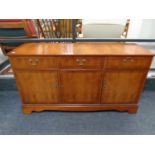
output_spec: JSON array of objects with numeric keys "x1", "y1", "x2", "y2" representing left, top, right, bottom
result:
[{"x1": 8, "y1": 43, "x2": 154, "y2": 114}]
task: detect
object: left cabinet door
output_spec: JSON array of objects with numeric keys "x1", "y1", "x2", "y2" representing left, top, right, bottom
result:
[{"x1": 15, "y1": 71, "x2": 59, "y2": 104}]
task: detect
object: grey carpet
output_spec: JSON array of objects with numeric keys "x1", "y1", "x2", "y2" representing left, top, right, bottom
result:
[{"x1": 0, "y1": 90, "x2": 155, "y2": 135}]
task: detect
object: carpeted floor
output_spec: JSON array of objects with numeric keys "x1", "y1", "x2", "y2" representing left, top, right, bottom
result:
[{"x1": 0, "y1": 90, "x2": 155, "y2": 135}]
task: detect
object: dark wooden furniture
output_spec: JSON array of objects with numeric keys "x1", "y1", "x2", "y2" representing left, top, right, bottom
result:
[
  {"x1": 8, "y1": 43, "x2": 154, "y2": 114},
  {"x1": 36, "y1": 19, "x2": 72, "y2": 38},
  {"x1": 0, "y1": 19, "x2": 37, "y2": 55},
  {"x1": 122, "y1": 19, "x2": 130, "y2": 38}
]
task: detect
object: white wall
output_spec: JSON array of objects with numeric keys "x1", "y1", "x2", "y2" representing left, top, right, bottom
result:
[
  {"x1": 139, "y1": 19, "x2": 155, "y2": 39},
  {"x1": 128, "y1": 19, "x2": 155, "y2": 39},
  {"x1": 127, "y1": 20, "x2": 143, "y2": 38},
  {"x1": 127, "y1": 19, "x2": 155, "y2": 69}
]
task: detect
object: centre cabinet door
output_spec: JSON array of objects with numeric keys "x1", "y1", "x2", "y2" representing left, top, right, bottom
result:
[
  {"x1": 15, "y1": 70, "x2": 59, "y2": 104},
  {"x1": 101, "y1": 70, "x2": 147, "y2": 104},
  {"x1": 60, "y1": 70, "x2": 102, "y2": 104}
]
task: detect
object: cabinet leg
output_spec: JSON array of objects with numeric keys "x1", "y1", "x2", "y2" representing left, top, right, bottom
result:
[
  {"x1": 128, "y1": 107, "x2": 138, "y2": 114},
  {"x1": 22, "y1": 107, "x2": 32, "y2": 115}
]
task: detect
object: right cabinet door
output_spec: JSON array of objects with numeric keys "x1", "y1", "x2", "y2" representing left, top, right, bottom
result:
[{"x1": 101, "y1": 71, "x2": 146, "y2": 104}]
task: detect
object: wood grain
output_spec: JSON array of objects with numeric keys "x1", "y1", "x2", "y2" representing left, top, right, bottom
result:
[
  {"x1": 8, "y1": 43, "x2": 154, "y2": 56},
  {"x1": 59, "y1": 56, "x2": 103, "y2": 69},
  {"x1": 15, "y1": 70, "x2": 59, "y2": 104},
  {"x1": 22, "y1": 104, "x2": 138, "y2": 114},
  {"x1": 8, "y1": 42, "x2": 154, "y2": 114},
  {"x1": 101, "y1": 70, "x2": 147, "y2": 104},
  {"x1": 60, "y1": 70, "x2": 102, "y2": 104},
  {"x1": 9, "y1": 57, "x2": 59, "y2": 69},
  {"x1": 104, "y1": 56, "x2": 153, "y2": 69}
]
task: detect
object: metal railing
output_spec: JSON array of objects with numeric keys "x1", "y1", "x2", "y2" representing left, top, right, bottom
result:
[{"x1": 1, "y1": 38, "x2": 155, "y2": 43}]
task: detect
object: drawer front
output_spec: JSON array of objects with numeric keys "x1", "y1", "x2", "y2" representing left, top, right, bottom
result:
[
  {"x1": 104, "y1": 56, "x2": 152, "y2": 69},
  {"x1": 60, "y1": 57, "x2": 103, "y2": 69},
  {"x1": 9, "y1": 57, "x2": 58, "y2": 69}
]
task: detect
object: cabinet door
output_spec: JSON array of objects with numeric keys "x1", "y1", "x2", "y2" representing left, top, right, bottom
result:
[
  {"x1": 60, "y1": 70, "x2": 102, "y2": 103},
  {"x1": 101, "y1": 71, "x2": 146, "y2": 104},
  {"x1": 15, "y1": 71, "x2": 59, "y2": 104}
]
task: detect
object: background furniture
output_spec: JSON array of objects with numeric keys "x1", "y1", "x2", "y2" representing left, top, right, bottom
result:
[
  {"x1": 82, "y1": 19, "x2": 130, "y2": 38},
  {"x1": 8, "y1": 43, "x2": 154, "y2": 114},
  {"x1": 36, "y1": 19, "x2": 73, "y2": 38},
  {"x1": 0, "y1": 19, "x2": 37, "y2": 55}
]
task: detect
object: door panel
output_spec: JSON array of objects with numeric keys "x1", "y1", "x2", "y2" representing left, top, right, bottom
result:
[
  {"x1": 60, "y1": 70, "x2": 102, "y2": 103},
  {"x1": 15, "y1": 71, "x2": 59, "y2": 104},
  {"x1": 101, "y1": 71, "x2": 146, "y2": 104}
]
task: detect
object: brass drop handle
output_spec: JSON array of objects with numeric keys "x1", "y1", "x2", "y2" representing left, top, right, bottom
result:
[
  {"x1": 28, "y1": 58, "x2": 39, "y2": 66},
  {"x1": 123, "y1": 57, "x2": 134, "y2": 62},
  {"x1": 76, "y1": 58, "x2": 87, "y2": 65}
]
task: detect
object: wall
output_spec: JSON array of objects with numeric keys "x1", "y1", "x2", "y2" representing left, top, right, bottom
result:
[
  {"x1": 128, "y1": 19, "x2": 155, "y2": 69},
  {"x1": 128, "y1": 19, "x2": 155, "y2": 39}
]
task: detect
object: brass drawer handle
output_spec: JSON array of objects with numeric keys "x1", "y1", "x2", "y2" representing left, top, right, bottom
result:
[
  {"x1": 123, "y1": 57, "x2": 134, "y2": 62},
  {"x1": 76, "y1": 58, "x2": 87, "y2": 65},
  {"x1": 28, "y1": 58, "x2": 39, "y2": 66}
]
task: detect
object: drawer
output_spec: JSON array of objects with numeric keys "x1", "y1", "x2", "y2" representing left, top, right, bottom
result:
[
  {"x1": 104, "y1": 56, "x2": 152, "y2": 69},
  {"x1": 59, "y1": 57, "x2": 103, "y2": 69},
  {"x1": 9, "y1": 57, "x2": 59, "y2": 69}
]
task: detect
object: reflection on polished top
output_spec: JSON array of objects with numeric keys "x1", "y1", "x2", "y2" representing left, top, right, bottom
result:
[{"x1": 8, "y1": 42, "x2": 154, "y2": 56}]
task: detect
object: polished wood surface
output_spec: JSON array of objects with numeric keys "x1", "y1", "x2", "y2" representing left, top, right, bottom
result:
[
  {"x1": 8, "y1": 42, "x2": 154, "y2": 56},
  {"x1": 60, "y1": 70, "x2": 102, "y2": 104},
  {"x1": 104, "y1": 56, "x2": 153, "y2": 69},
  {"x1": 59, "y1": 57, "x2": 103, "y2": 69},
  {"x1": 101, "y1": 71, "x2": 147, "y2": 104},
  {"x1": 15, "y1": 70, "x2": 59, "y2": 104},
  {"x1": 22, "y1": 104, "x2": 138, "y2": 114},
  {"x1": 8, "y1": 43, "x2": 154, "y2": 114},
  {"x1": 9, "y1": 57, "x2": 59, "y2": 69}
]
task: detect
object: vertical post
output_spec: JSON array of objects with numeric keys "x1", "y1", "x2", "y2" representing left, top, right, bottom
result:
[{"x1": 72, "y1": 19, "x2": 77, "y2": 43}]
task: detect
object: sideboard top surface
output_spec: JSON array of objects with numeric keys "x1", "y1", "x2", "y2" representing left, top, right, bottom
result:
[{"x1": 8, "y1": 42, "x2": 154, "y2": 56}]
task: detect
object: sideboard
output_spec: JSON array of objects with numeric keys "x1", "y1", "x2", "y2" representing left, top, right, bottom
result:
[{"x1": 8, "y1": 43, "x2": 154, "y2": 114}]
